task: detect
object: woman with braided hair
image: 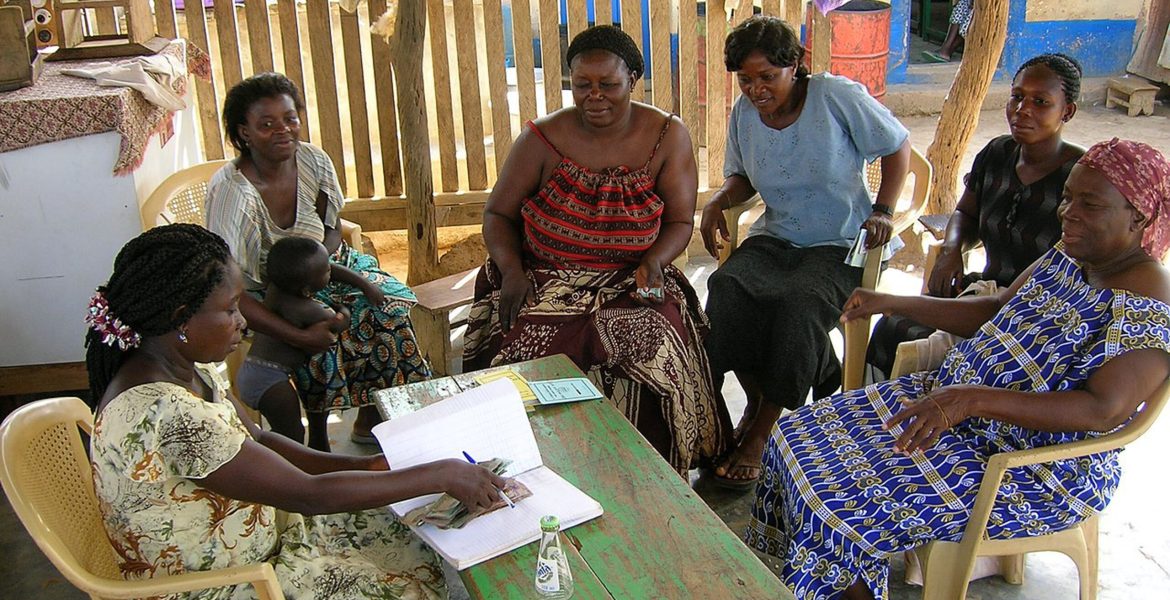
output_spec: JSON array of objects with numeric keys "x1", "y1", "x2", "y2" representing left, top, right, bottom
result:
[
  {"x1": 207, "y1": 72, "x2": 429, "y2": 451},
  {"x1": 866, "y1": 53, "x2": 1085, "y2": 380},
  {"x1": 87, "y1": 224, "x2": 505, "y2": 599},
  {"x1": 464, "y1": 24, "x2": 731, "y2": 476}
]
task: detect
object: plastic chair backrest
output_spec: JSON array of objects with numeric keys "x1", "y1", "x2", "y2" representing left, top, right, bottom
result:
[
  {"x1": 140, "y1": 160, "x2": 231, "y2": 230},
  {"x1": 0, "y1": 397, "x2": 123, "y2": 588}
]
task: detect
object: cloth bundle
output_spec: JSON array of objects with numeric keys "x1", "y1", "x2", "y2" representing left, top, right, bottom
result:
[{"x1": 61, "y1": 52, "x2": 186, "y2": 111}]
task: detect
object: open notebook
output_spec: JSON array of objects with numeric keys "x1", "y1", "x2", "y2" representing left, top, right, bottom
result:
[{"x1": 371, "y1": 379, "x2": 604, "y2": 570}]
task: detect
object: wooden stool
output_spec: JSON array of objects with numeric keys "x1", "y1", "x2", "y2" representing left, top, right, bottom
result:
[
  {"x1": 1106, "y1": 77, "x2": 1159, "y2": 117},
  {"x1": 409, "y1": 267, "x2": 479, "y2": 376}
]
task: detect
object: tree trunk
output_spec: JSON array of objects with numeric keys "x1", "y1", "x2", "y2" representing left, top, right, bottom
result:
[
  {"x1": 390, "y1": 1, "x2": 440, "y2": 285},
  {"x1": 925, "y1": 0, "x2": 1011, "y2": 216}
]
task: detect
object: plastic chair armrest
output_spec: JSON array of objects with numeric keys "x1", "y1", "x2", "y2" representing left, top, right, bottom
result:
[
  {"x1": 86, "y1": 563, "x2": 283, "y2": 600},
  {"x1": 340, "y1": 218, "x2": 363, "y2": 250}
]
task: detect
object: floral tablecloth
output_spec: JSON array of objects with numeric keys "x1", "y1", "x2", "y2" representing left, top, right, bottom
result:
[{"x1": 0, "y1": 40, "x2": 191, "y2": 174}]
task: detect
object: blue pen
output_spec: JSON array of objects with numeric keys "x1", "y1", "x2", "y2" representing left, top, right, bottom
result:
[{"x1": 463, "y1": 450, "x2": 515, "y2": 508}]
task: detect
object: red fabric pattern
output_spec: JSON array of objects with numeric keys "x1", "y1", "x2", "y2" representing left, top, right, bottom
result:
[
  {"x1": 1078, "y1": 138, "x2": 1170, "y2": 260},
  {"x1": 520, "y1": 122, "x2": 666, "y2": 270}
]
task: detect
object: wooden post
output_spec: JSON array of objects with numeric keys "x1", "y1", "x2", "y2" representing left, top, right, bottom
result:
[
  {"x1": 391, "y1": 0, "x2": 440, "y2": 284},
  {"x1": 809, "y1": 5, "x2": 830, "y2": 74},
  {"x1": 925, "y1": 0, "x2": 1010, "y2": 216}
]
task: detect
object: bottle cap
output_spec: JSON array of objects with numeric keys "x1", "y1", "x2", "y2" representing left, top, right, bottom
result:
[{"x1": 540, "y1": 515, "x2": 560, "y2": 531}]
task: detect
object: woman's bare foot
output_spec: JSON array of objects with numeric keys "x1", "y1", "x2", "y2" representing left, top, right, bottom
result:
[{"x1": 713, "y1": 401, "x2": 783, "y2": 489}]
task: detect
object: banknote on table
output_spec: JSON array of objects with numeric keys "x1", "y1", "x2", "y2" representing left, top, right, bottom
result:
[{"x1": 404, "y1": 458, "x2": 533, "y2": 529}]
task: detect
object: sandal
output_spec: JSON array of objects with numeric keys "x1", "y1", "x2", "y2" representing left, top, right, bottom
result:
[
  {"x1": 921, "y1": 50, "x2": 951, "y2": 64},
  {"x1": 350, "y1": 429, "x2": 378, "y2": 445},
  {"x1": 710, "y1": 455, "x2": 762, "y2": 490}
]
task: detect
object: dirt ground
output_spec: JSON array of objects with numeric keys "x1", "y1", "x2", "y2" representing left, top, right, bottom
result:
[{"x1": 365, "y1": 101, "x2": 1170, "y2": 282}]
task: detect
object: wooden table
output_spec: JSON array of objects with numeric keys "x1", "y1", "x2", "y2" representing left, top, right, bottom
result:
[{"x1": 374, "y1": 354, "x2": 792, "y2": 599}]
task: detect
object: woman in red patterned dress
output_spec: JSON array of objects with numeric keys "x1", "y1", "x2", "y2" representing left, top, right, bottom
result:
[{"x1": 463, "y1": 26, "x2": 731, "y2": 476}]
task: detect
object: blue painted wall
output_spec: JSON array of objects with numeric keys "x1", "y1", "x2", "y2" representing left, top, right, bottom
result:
[
  {"x1": 999, "y1": 1, "x2": 1136, "y2": 78},
  {"x1": 887, "y1": 0, "x2": 1136, "y2": 82}
]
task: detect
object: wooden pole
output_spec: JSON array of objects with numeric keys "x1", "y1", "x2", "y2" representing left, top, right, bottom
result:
[
  {"x1": 390, "y1": 1, "x2": 439, "y2": 285},
  {"x1": 925, "y1": 0, "x2": 1010, "y2": 216}
]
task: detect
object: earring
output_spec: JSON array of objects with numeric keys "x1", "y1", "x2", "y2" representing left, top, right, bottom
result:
[{"x1": 178, "y1": 328, "x2": 188, "y2": 344}]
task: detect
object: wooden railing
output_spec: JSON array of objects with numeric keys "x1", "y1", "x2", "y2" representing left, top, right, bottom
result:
[{"x1": 139, "y1": 0, "x2": 824, "y2": 282}]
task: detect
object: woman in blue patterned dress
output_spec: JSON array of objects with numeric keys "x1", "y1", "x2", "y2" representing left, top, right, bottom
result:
[{"x1": 746, "y1": 138, "x2": 1170, "y2": 600}]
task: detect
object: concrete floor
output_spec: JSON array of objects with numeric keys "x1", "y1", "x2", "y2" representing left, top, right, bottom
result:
[{"x1": 5, "y1": 98, "x2": 1170, "y2": 598}]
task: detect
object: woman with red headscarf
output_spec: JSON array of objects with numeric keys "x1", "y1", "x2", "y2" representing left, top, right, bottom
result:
[{"x1": 748, "y1": 139, "x2": 1170, "y2": 599}]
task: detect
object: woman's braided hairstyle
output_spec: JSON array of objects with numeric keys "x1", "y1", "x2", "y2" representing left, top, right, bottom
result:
[
  {"x1": 1014, "y1": 53, "x2": 1083, "y2": 104},
  {"x1": 724, "y1": 15, "x2": 809, "y2": 78},
  {"x1": 85, "y1": 224, "x2": 232, "y2": 404}
]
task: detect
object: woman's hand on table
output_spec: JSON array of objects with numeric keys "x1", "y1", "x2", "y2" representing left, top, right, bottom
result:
[
  {"x1": 927, "y1": 248, "x2": 965, "y2": 298},
  {"x1": 499, "y1": 270, "x2": 536, "y2": 332},
  {"x1": 861, "y1": 211, "x2": 894, "y2": 249},
  {"x1": 435, "y1": 459, "x2": 509, "y2": 511},
  {"x1": 699, "y1": 199, "x2": 731, "y2": 259},
  {"x1": 884, "y1": 384, "x2": 977, "y2": 454},
  {"x1": 632, "y1": 258, "x2": 665, "y2": 305}
]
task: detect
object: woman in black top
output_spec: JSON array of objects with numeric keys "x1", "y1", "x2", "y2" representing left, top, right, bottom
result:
[{"x1": 867, "y1": 53, "x2": 1085, "y2": 379}]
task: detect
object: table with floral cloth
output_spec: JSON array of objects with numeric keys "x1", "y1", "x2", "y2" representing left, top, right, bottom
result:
[{"x1": 0, "y1": 41, "x2": 193, "y2": 174}]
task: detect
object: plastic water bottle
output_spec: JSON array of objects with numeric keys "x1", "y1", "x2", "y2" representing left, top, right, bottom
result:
[{"x1": 534, "y1": 515, "x2": 574, "y2": 599}]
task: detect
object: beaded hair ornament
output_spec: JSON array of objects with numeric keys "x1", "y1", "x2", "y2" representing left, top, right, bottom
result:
[{"x1": 86, "y1": 290, "x2": 142, "y2": 350}]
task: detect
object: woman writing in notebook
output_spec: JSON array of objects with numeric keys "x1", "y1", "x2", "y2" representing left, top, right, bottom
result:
[
  {"x1": 85, "y1": 224, "x2": 505, "y2": 599},
  {"x1": 463, "y1": 25, "x2": 731, "y2": 477}
]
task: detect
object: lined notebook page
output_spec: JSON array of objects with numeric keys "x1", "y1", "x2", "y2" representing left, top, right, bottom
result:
[{"x1": 372, "y1": 379, "x2": 544, "y2": 515}]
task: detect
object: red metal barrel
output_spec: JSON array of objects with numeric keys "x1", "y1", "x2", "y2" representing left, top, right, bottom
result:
[{"x1": 806, "y1": 1, "x2": 891, "y2": 101}]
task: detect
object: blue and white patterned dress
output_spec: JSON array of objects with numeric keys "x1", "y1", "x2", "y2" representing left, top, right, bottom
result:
[{"x1": 746, "y1": 245, "x2": 1170, "y2": 599}]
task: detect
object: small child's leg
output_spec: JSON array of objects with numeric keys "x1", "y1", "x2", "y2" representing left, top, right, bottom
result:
[
  {"x1": 257, "y1": 381, "x2": 305, "y2": 444},
  {"x1": 305, "y1": 411, "x2": 331, "y2": 452}
]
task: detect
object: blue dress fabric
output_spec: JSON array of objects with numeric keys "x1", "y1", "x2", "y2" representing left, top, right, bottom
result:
[{"x1": 746, "y1": 245, "x2": 1170, "y2": 599}]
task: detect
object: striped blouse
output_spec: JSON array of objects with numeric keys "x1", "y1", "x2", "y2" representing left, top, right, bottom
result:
[{"x1": 205, "y1": 142, "x2": 343, "y2": 292}]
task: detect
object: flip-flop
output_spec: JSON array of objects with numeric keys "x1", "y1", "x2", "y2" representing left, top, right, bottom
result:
[
  {"x1": 921, "y1": 50, "x2": 951, "y2": 64},
  {"x1": 350, "y1": 430, "x2": 378, "y2": 445},
  {"x1": 710, "y1": 457, "x2": 762, "y2": 491}
]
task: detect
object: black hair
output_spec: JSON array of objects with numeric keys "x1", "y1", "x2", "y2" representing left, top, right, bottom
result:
[
  {"x1": 222, "y1": 72, "x2": 306, "y2": 157},
  {"x1": 566, "y1": 25, "x2": 644, "y2": 80},
  {"x1": 266, "y1": 236, "x2": 325, "y2": 294},
  {"x1": 724, "y1": 15, "x2": 809, "y2": 78},
  {"x1": 1014, "y1": 53, "x2": 1083, "y2": 105},
  {"x1": 84, "y1": 224, "x2": 231, "y2": 405}
]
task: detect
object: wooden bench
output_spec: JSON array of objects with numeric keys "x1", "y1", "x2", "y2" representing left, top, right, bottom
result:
[
  {"x1": 410, "y1": 267, "x2": 480, "y2": 376},
  {"x1": 1106, "y1": 76, "x2": 1160, "y2": 117}
]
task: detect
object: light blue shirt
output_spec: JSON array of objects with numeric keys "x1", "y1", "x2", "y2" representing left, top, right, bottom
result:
[{"x1": 724, "y1": 73, "x2": 909, "y2": 248}]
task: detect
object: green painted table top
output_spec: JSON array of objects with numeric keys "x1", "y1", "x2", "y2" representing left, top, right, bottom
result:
[{"x1": 373, "y1": 354, "x2": 792, "y2": 599}]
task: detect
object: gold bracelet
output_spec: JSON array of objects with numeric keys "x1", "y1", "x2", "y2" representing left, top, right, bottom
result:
[{"x1": 928, "y1": 397, "x2": 951, "y2": 429}]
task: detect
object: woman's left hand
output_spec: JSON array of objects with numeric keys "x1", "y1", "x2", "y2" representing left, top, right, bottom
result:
[
  {"x1": 884, "y1": 384, "x2": 979, "y2": 454},
  {"x1": 862, "y1": 211, "x2": 894, "y2": 249},
  {"x1": 633, "y1": 258, "x2": 666, "y2": 305}
]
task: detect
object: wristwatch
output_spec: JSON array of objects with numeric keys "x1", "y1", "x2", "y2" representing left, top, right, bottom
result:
[{"x1": 871, "y1": 203, "x2": 893, "y2": 216}]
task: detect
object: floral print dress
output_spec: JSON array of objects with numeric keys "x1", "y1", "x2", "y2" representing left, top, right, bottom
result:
[{"x1": 90, "y1": 366, "x2": 445, "y2": 600}]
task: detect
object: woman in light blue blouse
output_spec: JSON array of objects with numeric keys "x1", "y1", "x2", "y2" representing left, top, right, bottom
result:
[{"x1": 699, "y1": 15, "x2": 910, "y2": 489}]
